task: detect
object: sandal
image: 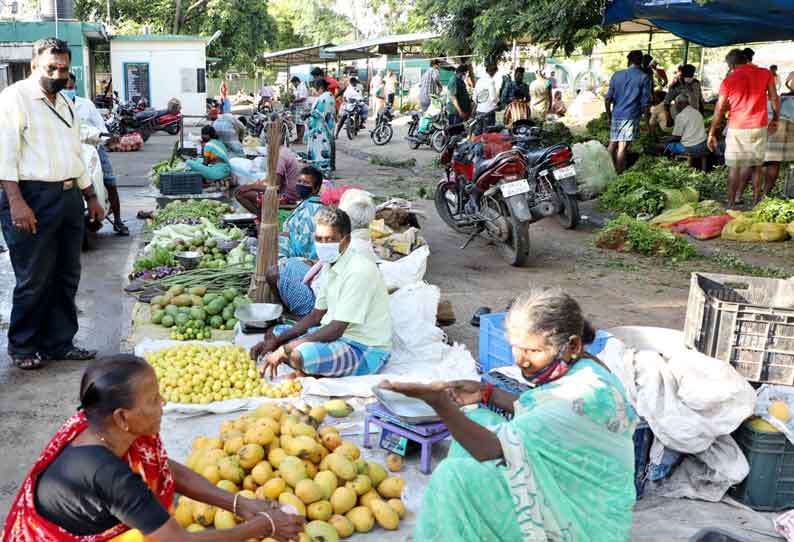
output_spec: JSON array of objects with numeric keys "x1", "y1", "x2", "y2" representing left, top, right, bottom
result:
[
  {"x1": 13, "y1": 354, "x2": 43, "y2": 370},
  {"x1": 41, "y1": 346, "x2": 97, "y2": 362},
  {"x1": 136, "y1": 210, "x2": 154, "y2": 220},
  {"x1": 113, "y1": 222, "x2": 130, "y2": 236}
]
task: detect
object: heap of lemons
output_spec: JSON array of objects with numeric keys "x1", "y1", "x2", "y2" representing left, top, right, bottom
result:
[
  {"x1": 175, "y1": 402, "x2": 406, "y2": 540},
  {"x1": 145, "y1": 344, "x2": 302, "y2": 404}
]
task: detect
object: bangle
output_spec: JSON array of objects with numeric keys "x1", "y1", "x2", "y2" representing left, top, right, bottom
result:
[
  {"x1": 233, "y1": 493, "x2": 240, "y2": 516},
  {"x1": 481, "y1": 383, "x2": 494, "y2": 406},
  {"x1": 258, "y1": 512, "x2": 276, "y2": 537}
]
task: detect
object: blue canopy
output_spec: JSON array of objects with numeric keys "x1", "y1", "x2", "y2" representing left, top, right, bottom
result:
[{"x1": 604, "y1": 0, "x2": 794, "y2": 47}]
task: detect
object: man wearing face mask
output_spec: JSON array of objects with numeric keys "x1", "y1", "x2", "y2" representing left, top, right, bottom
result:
[
  {"x1": 0, "y1": 38, "x2": 104, "y2": 370},
  {"x1": 252, "y1": 208, "x2": 392, "y2": 378},
  {"x1": 664, "y1": 64, "x2": 704, "y2": 122}
]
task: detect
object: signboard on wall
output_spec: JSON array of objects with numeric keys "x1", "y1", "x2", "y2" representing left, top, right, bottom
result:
[{"x1": 123, "y1": 62, "x2": 150, "y2": 103}]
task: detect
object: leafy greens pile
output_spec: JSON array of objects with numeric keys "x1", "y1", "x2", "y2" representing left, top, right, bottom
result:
[{"x1": 596, "y1": 214, "x2": 697, "y2": 260}]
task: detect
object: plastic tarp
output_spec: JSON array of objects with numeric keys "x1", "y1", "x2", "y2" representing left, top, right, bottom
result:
[{"x1": 604, "y1": 0, "x2": 794, "y2": 47}]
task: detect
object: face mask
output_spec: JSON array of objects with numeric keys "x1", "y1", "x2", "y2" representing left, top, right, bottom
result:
[
  {"x1": 296, "y1": 184, "x2": 313, "y2": 200},
  {"x1": 524, "y1": 342, "x2": 572, "y2": 386},
  {"x1": 62, "y1": 89, "x2": 76, "y2": 101},
  {"x1": 315, "y1": 241, "x2": 341, "y2": 264},
  {"x1": 40, "y1": 76, "x2": 68, "y2": 94},
  {"x1": 684, "y1": 77, "x2": 693, "y2": 84}
]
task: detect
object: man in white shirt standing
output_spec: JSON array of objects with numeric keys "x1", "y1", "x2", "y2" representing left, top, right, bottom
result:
[
  {"x1": 0, "y1": 38, "x2": 104, "y2": 370},
  {"x1": 474, "y1": 64, "x2": 499, "y2": 127},
  {"x1": 290, "y1": 76, "x2": 310, "y2": 141},
  {"x1": 63, "y1": 73, "x2": 127, "y2": 236}
]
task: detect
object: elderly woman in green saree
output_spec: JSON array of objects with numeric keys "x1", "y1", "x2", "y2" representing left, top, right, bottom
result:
[{"x1": 380, "y1": 288, "x2": 637, "y2": 542}]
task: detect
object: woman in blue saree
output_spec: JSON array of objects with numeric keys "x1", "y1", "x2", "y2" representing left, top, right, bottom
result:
[
  {"x1": 380, "y1": 288, "x2": 637, "y2": 542},
  {"x1": 305, "y1": 78, "x2": 336, "y2": 174}
]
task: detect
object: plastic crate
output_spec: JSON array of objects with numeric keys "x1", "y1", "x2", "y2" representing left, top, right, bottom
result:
[
  {"x1": 684, "y1": 273, "x2": 794, "y2": 385},
  {"x1": 688, "y1": 528, "x2": 750, "y2": 542},
  {"x1": 730, "y1": 421, "x2": 794, "y2": 511},
  {"x1": 159, "y1": 172, "x2": 204, "y2": 195},
  {"x1": 479, "y1": 312, "x2": 513, "y2": 373},
  {"x1": 634, "y1": 421, "x2": 652, "y2": 499}
]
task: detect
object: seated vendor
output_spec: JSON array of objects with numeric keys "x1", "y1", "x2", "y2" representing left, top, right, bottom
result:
[
  {"x1": 379, "y1": 288, "x2": 636, "y2": 541},
  {"x1": 253, "y1": 208, "x2": 392, "y2": 378},
  {"x1": 275, "y1": 165, "x2": 325, "y2": 259},
  {"x1": 551, "y1": 90, "x2": 567, "y2": 117},
  {"x1": 236, "y1": 146, "x2": 303, "y2": 212},
  {"x1": 664, "y1": 94, "x2": 707, "y2": 156},
  {"x1": 185, "y1": 127, "x2": 232, "y2": 182},
  {"x1": 268, "y1": 188, "x2": 377, "y2": 318},
  {"x1": 649, "y1": 90, "x2": 672, "y2": 136},
  {"x1": 2, "y1": 355, "x2": 304, "y2": 542}
]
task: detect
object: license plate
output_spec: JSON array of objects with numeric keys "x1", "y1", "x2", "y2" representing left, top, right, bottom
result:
[
  {"x1": 500, "y1": 179, "x2": 530, "y2": 197},
  {"x1": 553, "y1": 165, "x2": 576, "y2": 180}
]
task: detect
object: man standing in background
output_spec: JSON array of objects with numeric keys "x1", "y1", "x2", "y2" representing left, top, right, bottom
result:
[
  {"x1": 499, "y1": 67, "x2": 528, "y2": 109},
  {"x1": 0, "y1": 38, "x2": 104, "y2": 370},
  {"x1": 63, "y1": 73, "x2": 128, "y2": 236},
  {"x1": 708, "y1": 49, "x2": 779, "y2": 207},
  {"x1": 474, "y1": 64, "x2": 498, "y2": 126},
  {"x1": 605, "y1": 50, "x2": 651, "y2": 173},
  {"x1": 419, "y1": 59, "x2": 442, "y2": 113},
  {"x1": 384, "y1": 69, "x2": 398, "y2": 108},
  {"x1": 446, "y1": 64, "x2": 472, "y2": 126}
]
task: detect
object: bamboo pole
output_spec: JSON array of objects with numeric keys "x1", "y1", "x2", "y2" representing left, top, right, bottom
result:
[{"x1": 253, "y1": 120, "x2": 283, "y2": 302}]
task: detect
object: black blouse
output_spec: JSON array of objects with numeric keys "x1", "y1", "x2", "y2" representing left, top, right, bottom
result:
[{"x1": 34, "y1": 444, "x2": 170, "y2": 536}]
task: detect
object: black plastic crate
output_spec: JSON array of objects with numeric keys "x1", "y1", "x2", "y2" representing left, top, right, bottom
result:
[
  {"x1": 730, "y1": 421, "x2": 794, "y2": 511},
  {"x1": 159, "y1": 172, "x2": 203, "y2": 195},
  {"x1": 684, "y1": 273, "x2": 794, "y2": 385}
]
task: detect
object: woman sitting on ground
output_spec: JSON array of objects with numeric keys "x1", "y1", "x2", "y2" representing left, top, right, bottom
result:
[
  {"x1": 2, "y1": 355, "x2": 303, "y2": 542},
  {"x1": 185, "y1": 126, "x2": 232, "y2": 182},
  {"x1": 380, "y1": 288, "x2": 637, "y2": 542}
]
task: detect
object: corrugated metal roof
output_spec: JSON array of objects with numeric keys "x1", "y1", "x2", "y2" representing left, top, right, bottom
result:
[{"x1": 325, "y1": 32, "x2": 439, "y2": 54}]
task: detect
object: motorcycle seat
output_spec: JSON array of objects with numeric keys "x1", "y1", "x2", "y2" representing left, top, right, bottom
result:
[
  {"x1": 524, "y1": 148, "x2": 547, "y2": 167},
  {"x1": 134, "y1": 109, "x2": 167, "y2": 121}
]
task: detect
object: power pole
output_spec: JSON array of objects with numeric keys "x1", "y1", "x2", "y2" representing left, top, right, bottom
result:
[{"x1": 173, "y1": 0, "x2": 182, "y2": 33}]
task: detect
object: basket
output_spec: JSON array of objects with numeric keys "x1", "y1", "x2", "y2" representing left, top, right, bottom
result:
[
  {"x1": 730, "y1": 421, "x2": 794, "y2": 511},
  {"x1": 159, "y1": 172, "x2": 203, "y2": 195},
  {"x1": 684, "y1": 273, "x2": 794, "y2": 385},
  {"x1": 479, "y1": 312, "x2": 513, "y2": 373}
]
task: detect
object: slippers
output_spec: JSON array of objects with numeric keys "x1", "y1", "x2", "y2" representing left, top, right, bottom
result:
[
  {"x1": 114, "y1": 222, "x2": 130, "y2": 236},
  {"x1": 13, "y1": 354, "x2": 43, "y2": 370},
  {"x1": 136, "y1": 210, "x2": 154, "y2": 219}
]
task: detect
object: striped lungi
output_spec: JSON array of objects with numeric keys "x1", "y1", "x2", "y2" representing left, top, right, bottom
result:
[
  {"x1": 764, "y1": 120, "x2": 794, "y2": 163},
  {"x1": 725, "y1": 127, "x2": 767, "y2": 168}
]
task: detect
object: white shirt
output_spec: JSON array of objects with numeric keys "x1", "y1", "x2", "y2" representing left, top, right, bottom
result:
[
  {"x1": 0, "y1": 77, "x2": 89, "y2": 188},
  {"x1": 294, "y1": 81, "x2": 309, "y2": 101},
  {"x1": 673, "y1": 105, "x2": 707, "y2": 148},
  {"x1": 474, "y1": 73, "x2": 498, "y2": 113},
  {"x1": 73, "y1": 95, "x2": 108, "y2": 133},
  {"x1": 343, "y1": 85, "x2": 363, "y2": 101}
]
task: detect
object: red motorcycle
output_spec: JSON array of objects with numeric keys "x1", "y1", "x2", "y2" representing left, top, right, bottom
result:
[
  {"x1": 435, "y1": 118, "x2": 580, "y2": 266},
  {"x1": 113, "y1": 97, "x2": 182, "y2": 141}
]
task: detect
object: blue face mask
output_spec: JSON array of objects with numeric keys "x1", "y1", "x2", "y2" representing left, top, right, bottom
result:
[{"x1": 62, "y1": 89, "x2": 76, "y2": 101}]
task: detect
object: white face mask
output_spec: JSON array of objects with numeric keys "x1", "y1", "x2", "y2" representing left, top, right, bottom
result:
[{"x1": 315, "y1": 241, "x2": 341, "y2": 264}]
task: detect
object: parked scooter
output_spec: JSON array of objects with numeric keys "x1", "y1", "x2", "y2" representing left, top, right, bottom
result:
[
  {"x1": 406, "y1": 97, "x2": 449, "y2": 152},
  {"x1": 336, "y1": 99, "x2": 365, "y2": 140},
  {"x1": 370, "y1": 103, "x2": 394, "y2": 146},
  {"x1": 111, "y1": 97, "x2": 182, "y2": 141},
  {"x1": 434, "y1": 118, "x2": 580, "y2": 266}
]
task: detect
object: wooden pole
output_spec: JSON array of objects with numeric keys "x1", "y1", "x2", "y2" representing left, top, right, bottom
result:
[{"x1": 254, "y1": 121, "x2": 283, "y2": 302}]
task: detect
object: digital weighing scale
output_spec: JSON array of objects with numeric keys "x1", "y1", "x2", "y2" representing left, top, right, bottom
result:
[{"x1": 363, "y1": 401, "x2": 449, "y2": 474}]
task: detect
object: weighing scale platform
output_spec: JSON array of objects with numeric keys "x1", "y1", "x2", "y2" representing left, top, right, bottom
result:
[{"x1": 363, "y1": 402, "x2": 449, "y2": 474}]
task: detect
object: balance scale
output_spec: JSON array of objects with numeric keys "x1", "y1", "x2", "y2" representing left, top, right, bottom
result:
[{"x1": 363, "y1": 402, "x2": 450, "y2": 474}]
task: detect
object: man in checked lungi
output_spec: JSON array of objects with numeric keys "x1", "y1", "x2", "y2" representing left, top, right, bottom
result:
[
  {"x1": 251, "y1": 208, "x2": 392, "y2": 378},
  {"x1": 708, "y1": 49, "x2": 780, "y2": 207}
]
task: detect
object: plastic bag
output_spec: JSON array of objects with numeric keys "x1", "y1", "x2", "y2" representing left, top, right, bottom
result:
[
  {"x1": 721, "y1": 219, "x2": 761, "y2": 241},
  {"x1": 229, "y1": 157, "x2": 265, "y2": 185},
  {"x1": 378, "y1": 245, "x2": 429, "y2": 291},
  {"x1": 650, "y1": 204, "x2": 696, "y2": 226},
  {"x1": 660, "y1": 187, "x2": 699, "y2": 209},
  {"x1": 670, "y1": 215, "x2": 733, "y2": 240},
  {"x1": 572, "y1": 140, "x2": 617, "y2": 199},
  {"x1": 753, "y1": 222, "x2": 789, "y2": 242}
]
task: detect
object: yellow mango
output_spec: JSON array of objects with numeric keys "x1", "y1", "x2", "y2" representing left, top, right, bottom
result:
[
  {"x1": 278, "y1": 492, "x2": 306, "y2": 516},
  {"x1": 307, "y1": 500, "x2": 333, "y2": 521},
  {"x1": 370, "y1": 498, "x2": 400, "y2": 530},
  {"x1": 330, "y1": 486, "x2": 357, "y2": 515},
  {"x1": 377, "y1": 476, "x2": 405, "y2": 498},
  {"x1": 345, "y1": 506, "x2": 374, "y2": 533}
]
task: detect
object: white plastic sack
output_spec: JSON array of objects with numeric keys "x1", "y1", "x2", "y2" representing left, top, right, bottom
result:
[
  {"x1": 378, "y1": 245, "x2": 429, "y2": 291},
  {"x1": 572, "y1": 140, "x2": 616, "y2": 200},
  {"x1": 229, "y1": 157, "x2": 265, "y2": 185}
]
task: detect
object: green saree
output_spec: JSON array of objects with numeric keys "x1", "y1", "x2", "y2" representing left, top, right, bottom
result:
[{"x1": 416, "y1": 359, "x2": 637, "y2": 542}]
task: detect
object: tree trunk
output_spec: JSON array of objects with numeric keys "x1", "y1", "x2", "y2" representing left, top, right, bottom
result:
[{"x1": 173, "y1": 0, "x2": 182, "y2": 34}]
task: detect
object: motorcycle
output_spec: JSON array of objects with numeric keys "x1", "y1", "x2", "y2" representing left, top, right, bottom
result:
[
  {"x1": 370, "y1": 103, "x2": 394, "y2": 146},
  {"x1": 257, "y1": 96, "x2": 273, "y2": 114},
  {"x1": 251, "y1": 111, "x2": 295, "y2": 147},
  {"x1": 336, "y1": 99, "x2": 365, "y2": 140},
  {"x1": 434, "y1": 117, "x2": 580, "y2": 266},
  {"x1": 111, "y1": 99, "x2": 182, "y2": 141},
  {"x1": 406, "y1": 97, "x2": 449, "y2": 152}
]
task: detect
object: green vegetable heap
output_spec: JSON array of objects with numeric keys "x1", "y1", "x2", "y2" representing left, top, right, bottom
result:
[
  {"x1": 596, "y1": 214, "x2": 697, "y2": 261},
  {"x1": 150, "y1": 285, "x2": 251, "y2": 340}
]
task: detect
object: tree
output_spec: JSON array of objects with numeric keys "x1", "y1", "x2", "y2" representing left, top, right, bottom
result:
[
  {"x1": 267, "y1": 0, "x2": 357, "y2": 48},
  {"x1": 418, "y1": 0, "x2": 613, "y2": 64}
]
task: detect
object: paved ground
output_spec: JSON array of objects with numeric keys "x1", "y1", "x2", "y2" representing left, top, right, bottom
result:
[{"x1": 0, "y1": 124, "x2": 789, "y2": 539}]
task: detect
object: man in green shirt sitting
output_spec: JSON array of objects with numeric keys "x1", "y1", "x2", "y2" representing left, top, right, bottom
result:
[
  {"x1": 252, "y1": 208, "x2": 392, "y2": 378},
  {"x1": 447, "y1": 64, "x2": 473, "y2": 126}
]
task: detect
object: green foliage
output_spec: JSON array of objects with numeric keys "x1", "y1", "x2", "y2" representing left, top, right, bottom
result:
[
  {"x1": 268, "y1": 0, "x2": 356, "y2": 49},
  {"x1": 751, "y1": 198, "x2": 794, "y2": 224},
  {"x1": 596, "y1": 214, "x2": 697, "y2": 260},
  {"x1": 710, "y1": 251, "x2": 791, "y2": 279},
  {"x1": 419, "y1": 0, "x2": 612, "y2": 63}
]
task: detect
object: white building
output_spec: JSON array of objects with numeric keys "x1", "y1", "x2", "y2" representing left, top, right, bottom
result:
[{"x1": 110, "y1": 34, "x2": 207, "y2": 116}]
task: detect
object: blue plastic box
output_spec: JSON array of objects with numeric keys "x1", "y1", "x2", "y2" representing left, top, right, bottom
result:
[{"x1": 479, "y1": 312, "x2": 513, "y2": 373}]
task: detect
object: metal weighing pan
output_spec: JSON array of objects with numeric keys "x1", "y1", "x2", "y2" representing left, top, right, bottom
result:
[
  {"x1": 235, "y1": 303, "x2": 283, "y2": 328},
  {"x1": 372, "y1": 386, "x2": 441, "y2": 424}
]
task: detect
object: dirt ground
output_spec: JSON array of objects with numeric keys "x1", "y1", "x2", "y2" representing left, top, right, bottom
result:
[{"x1": 0, "y1": 117, "x2": 790, "y2": 539}]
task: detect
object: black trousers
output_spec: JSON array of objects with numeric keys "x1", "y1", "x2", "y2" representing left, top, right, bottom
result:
[{"x1": 0, "y1": 181, "x2": 84, "y2": 356}]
